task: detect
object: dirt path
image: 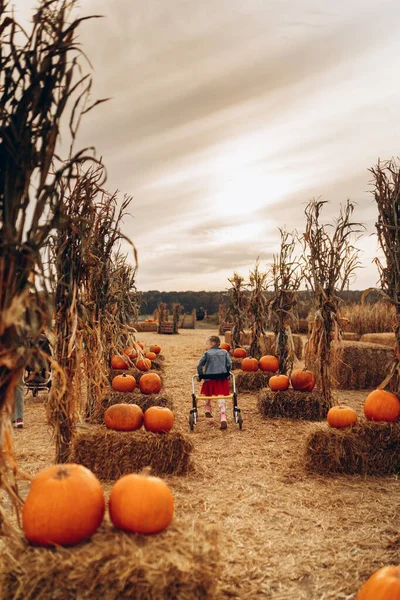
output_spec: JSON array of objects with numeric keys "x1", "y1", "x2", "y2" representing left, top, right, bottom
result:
[{"x1": 12, "y1": 329, "x2": 400, "y2": 599}]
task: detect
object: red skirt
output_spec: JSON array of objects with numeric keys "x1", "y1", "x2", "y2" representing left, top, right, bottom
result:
[{"x1": 200, "y1": 379, "x2": 230, "y2": 396}]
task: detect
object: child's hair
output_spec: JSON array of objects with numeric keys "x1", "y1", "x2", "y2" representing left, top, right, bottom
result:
[{"x1": 208, "y1": 335, "x2": 221, "y2": 347}]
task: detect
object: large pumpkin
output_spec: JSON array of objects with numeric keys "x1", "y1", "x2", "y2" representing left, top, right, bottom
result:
[
  {"x1": 291, "y1": 369, "x2": 316, "y2": 392},
  {"x1": 104, "y1": 403, "x2": 143, "y2": 431},
  {"x1": 242, "y1": 357, "x2": 258, "y2": 372},
  {"x1": 269, "y1": 375, "x2": 290, "y2": 391},
  {"x1": 357, "y1": 566, "x2": 400, "y2": 599},
  {"x1": 109, "y1": 471, "x2": 174, "y2": 535},
  {"x1": 110, "y1": 355, "x2": 129, "y2": 370},
  {"x1": 233, "y1": 348, "x2": 247, "y2": 359},
  {"x1": 140, "y1": 373, "x2": 162, "y2": 395},
  {"x1": 124, "y1": 347, "x2": 137, "y2": 360},
  {"x1": 364, "y1": 389, "x2": 400, "y2": 422},
  {"x1": 327, "y1": 405, "x2": 357, "y2": 429},
  {"x1": 150, "y1": 345, "x2": 161, "y2": 355},
  {"x1": 22, "y1": 464, "x2": 105, "y2": 546},
  {"x1": 112, "y1": 373, "x2": 136, "y2": 392},
  {"x1": 144, "y1": 406, "x2": 174, "y2": 433},
  {"x1": 136, "y1": 358, "x2": 152, "y2": 372},
  {"x1": 146, "y1": 352, "x2": 157, "y2": 361},
  {"x1": 220, "y1": 343, "x2": 230, "y2": 352},
  {"x1": 259, "y1": 355, "x2": 279, "y2": 373}
]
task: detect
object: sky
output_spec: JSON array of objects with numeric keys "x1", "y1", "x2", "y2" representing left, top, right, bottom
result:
[{"x1": 16, "y1": 0, "x2": 400, "y2": 290}]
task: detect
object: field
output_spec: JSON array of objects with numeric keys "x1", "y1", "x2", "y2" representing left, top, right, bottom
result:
[{"x1": 11, "y1": 328, "x2": 400, "y2": 600}]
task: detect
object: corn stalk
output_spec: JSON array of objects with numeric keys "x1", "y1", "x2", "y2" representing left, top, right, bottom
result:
[
  {"x1": 302, "y1": 200, "x2": 362, "y2": 406},
  {"x1": 227, "y1": 273, "x2": 248, "y2": 350},
  {"x1": 248, "y1": 261, "x2": 268, "y2": 360}
]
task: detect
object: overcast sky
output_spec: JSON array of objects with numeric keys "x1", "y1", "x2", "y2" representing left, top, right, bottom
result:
[{"x1": 17, "y1": 0, "x2": 400, "y2": 290}]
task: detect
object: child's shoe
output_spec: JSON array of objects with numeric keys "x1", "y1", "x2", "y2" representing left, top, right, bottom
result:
[
  {"x1": 13, "y1": 419, "x2": 24, "y2": 429},
  {"x1": 204, "y1": 400, "x2": 212, "y2": 417}
]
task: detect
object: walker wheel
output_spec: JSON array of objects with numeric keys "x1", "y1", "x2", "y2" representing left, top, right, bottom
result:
[
  {"x1": 189, "y1": 412, "x2": 195, "y2": 431},
  {"x1": 33, "y1": 388, "x2": 38, "y2": 398},
  {"x1": 238, "y1": 413, "x2": 243, "y2": 430}
]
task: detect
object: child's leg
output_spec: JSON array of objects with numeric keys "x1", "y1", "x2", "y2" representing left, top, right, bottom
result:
[
  {"x1": 204, "y1": 397, "x2": 212, "y2": 417},
  {"x1": 218, "y1": 399, "x2": 227, "y2": 429}
]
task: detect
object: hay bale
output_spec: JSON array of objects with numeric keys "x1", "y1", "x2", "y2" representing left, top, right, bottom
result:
[
  {"x1": 333, "y1": 341, "x2": 393, "y2": 389},
  {"x1": 0, "y1": 523, "x2": 219, "y2": 600},
  {"x1": 342, "y1": 332, "x2": 360, "y2": 341},
  {"x1": 90, "y1": 391, "x2": 173, "y2": 424},
  {"x1": 292, "y1": 318, "x2": 310, "y2": 334},
  {"x1": 224, "y1": 331, "x2": 252, "y2": 346},
  {"x1": 259, "y1": 333, "x2": 303, "y2": 360},
  {"x1": 230, "y1": 358, "x2": 243, "y2": 371},
  {"x1": 257, "y1": 390, "x2": 330, "y2": 421},
  {"x1": 132, "y1": 321, "x2": 158, "y2": 332},
  {"x1": 360, "y1": 332, "x2": 396, "y2": 347},
  {"x1": 305, "y1": 421, "x2": 400, "y2": 475},
  {"x1": 234, "y1": 370, "x2": 273, "y2": 391},
  {"x1": 70, "y1": 427, "x2": 193, "y2": 478}
]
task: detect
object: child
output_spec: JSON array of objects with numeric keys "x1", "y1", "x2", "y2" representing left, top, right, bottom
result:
[{"x1": 197, "y1": 335, "x2": 232, "y2": 429}]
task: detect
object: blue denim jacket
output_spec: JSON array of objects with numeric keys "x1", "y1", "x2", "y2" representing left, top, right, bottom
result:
[{"x1": 197, "y1": 346, "x2": 232, "y2": 381}]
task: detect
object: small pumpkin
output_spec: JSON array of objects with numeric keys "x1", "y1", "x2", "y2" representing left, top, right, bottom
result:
[
  {"x1": 124, "y1": 347, "x2": 137, "y2": 360},
  {"x1": 327, "y1": 405, "x2": 357, "y2": 429},
  {"x1": 291, "y1": 368, "x2": 316, "y2": 392},
  {"x1": 109, "y1": 470, "x2": 174, "y2": 535},
  {"x1": 259, "y1": 355, "x2": 279, "y2": 373},
  {"x1": 146, "y1": 352, "x2": 157, "y2": 360},
  {"x1": 220, "y1": 343, "x2": 231, "y2": 352},
  {"x1": 150, "y1": 345, "x2": 161, "y2": 355},
  {"x1": 364, "y1": 389, "x2": 400, "y2": 422},
  {"x1": 140, "y1": 373, "x2": 162, "y2": 395},
  {"x1": 104, "y1": 403, "x2": 143, "y2": 431},
  {"x1": 233, "y1": 348, "x2": 247, "y2": 359},
  {"x1": 356, "y1": 565, "x2": 400, "y2": 599},
  {"x1": 112, "y1": 373, "x2": 136, "y2": 392},
  {"x1": 136, "y1": 358, "x2": 152, "y2": 372},
  {"x1": 22, "y1": 464, "x2": 105, "y2": 546},
  {"x1": 242, "y1": 357, "x2": 258, "y2": 372},
  {"x1": 269, "y1": 374, "x2": 290, "y2": 391},
  {"x1": 144, "y1": 406, "x2": 174, "y2": 433},
  {"x1": 137, "y1": 341, "x2": 145, "y2": 350},
  {"x1": 110, "y1": 355, "x2": 129, "y2": 370}
]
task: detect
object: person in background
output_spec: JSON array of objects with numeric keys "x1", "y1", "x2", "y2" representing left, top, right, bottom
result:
[
  {"x1": 13, "y1": 376, "x2": 24, "y2": 429},
  {"x1": 197, "y1": 335, "x2": 232, "y2": 429}
]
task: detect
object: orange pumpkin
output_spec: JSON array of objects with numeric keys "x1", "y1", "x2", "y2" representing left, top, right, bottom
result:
[
  {"x1": 140, "y1": 373, "x2": 162, "y2": 395},
  {"x1": 109, "y1": 471, "x2": 174, "y2": 535},
  {"x1": 112, "y1": 373, "x2": 136, "y2": 392},
  {"x1": 291, "y1": 368, "x2": 316, "y2": 392},
  {"x1": 327, "y1": 405, "x2": 357, "y2": 429},
  {"x1": 137, "y1": 341, "x2": 145, "y2": 350},
  {"x1": 259, "y1": 355, "x2": 279, "y2": 373},
  {"x1": 150, "y1": 345, "x2": 161, "y2": 355},
  {"x1": 220, "y1": 343, "x2": 230, "y2": 352},
  {"x1": 111, "y1": 355, "x2": 129, "y2": 370},
  {"x1": 364, "y1": 389, "x2": 400, "y2": 422},
  {"x1": 242, "y1": 357, "x2": 258, "y2": 372},
  {"x1": 233, "y1": 348, "x2": 247, "y2": 359},
  {"x1": 22, "y1": 464, "x2": 105, "y2": 546},
  {"x1": 124, "y1": 347, "x2": 137, "y2": 360},
  {"x1": 357, "y1": 566, "x2": 400, "y2": 599},
  {"x1": 144, "y1": 406, "x2": 174, "y2": 433},
  {"x1": 136, "y1": 358, "x2": 152, "y2": 372},
  {"x1": 269, "y1": 375, "x2": 290, "y2": 391},
  {"x1": 104, "y1": 403, "x2": 143, "y2": 431},
  {"x1": 146, "y1": 352, "x2": 157, "y2": 360}
]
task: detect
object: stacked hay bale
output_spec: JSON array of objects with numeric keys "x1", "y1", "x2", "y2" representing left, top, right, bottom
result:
[
  {"x1": 331, "y1": 340, "x2": 392, "y2": 389},
  {"x1": 224, "y1": 330, "x2": 252, "y2": 346},
  {"x1": 70, "y1": 427, "x2": 193, "y2": 478},
  {"x1": 91, "y1": 390, "x2": 173, "y2": 424},
  {"x1": 132, "y1": 321, "x2": 158, "y2": 332},
  {"x1": 305, "y1": 421, "x2": 400, "y2": 475},
  {"x1": 360, "y1": 332, "x2": 395, "y2": 347},
  {"x1": 0, "y1": 524, "x2": 219, "y2": 600},
  {"x1": 258, "y1": 389, "x2": 329, "y2": 421}
]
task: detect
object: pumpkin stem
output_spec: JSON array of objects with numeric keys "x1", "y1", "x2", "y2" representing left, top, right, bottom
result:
[
  {"x1": 141, "y1": 466, "x2": 152, "y2": 476},
  {"x1": 53, "y1": 467, "x2": 71, "y2": 480}
]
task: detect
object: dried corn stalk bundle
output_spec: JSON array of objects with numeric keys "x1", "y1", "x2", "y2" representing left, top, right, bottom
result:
[
  {"x1": 248, "y1": 262, "x2": 269, "y2": 360},
  {"x1": 227, "y1": 273, "x2": 248, "y2": 350}
]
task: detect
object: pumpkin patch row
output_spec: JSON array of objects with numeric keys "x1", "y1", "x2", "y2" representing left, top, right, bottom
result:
[
  {"x1": 22, "y1": 464, "x2": 174, "y2": 546},
  {"x1": 326, "y1": 389, "x2": 400, "y2": 429},
  {"x1": 112, "y1": 372, "x2": 162, "y2": 395},
  {"x1": 111, "y1": 343, "x2": 162, "y2": 371},
  {"x1": 267, "y1": 369, "x2": 316, "y2": 392},
  {"x1": 105, "y1": 404, "x2": 174, "y2": 433}
]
